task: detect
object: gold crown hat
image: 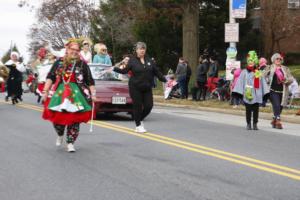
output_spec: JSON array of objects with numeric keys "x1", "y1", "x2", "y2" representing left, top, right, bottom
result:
[{"x1": 65, "y1": 36, "x2": 92, "y2": 48}]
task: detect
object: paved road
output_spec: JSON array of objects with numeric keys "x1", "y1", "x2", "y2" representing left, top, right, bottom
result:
[{"x1": 0, "y1": 94, "x2": 300, "y2": 200}]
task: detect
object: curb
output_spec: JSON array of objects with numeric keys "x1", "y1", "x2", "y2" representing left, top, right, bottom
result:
[{"x1": 154, "y1": 100, "x2": 300, "y2": 124}]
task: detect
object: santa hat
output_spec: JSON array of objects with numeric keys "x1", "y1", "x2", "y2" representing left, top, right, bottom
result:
[{"x1": 10, "y1": 51, "x2": 19, "y2": 59}]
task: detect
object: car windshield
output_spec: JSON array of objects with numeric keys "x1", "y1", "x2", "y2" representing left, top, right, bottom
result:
[{"x1": 88, "y1": 63, "x2": 128, "y2": 81}]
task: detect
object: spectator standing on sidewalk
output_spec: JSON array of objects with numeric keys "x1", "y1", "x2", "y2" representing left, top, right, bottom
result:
[
  {"x1": 233, "y1": 51, "x2": 269, "y2": 131},
  {"x1": 185, "y1": 61, "x2": 192, "y2": 99},
  {"x1": 175, "y1": 57, "x2": 187, "y2": 99},
  {"x1": 230, "y1": 68, "x2": 242, "y2": 108},
  {"x1": 259, "y1": 57, "x2": 268, "y2": 71},
  {"x1": 192, "y1": 55, "x2": 209, "y2": 101},
  {"x1": 264, "y1": 53, "x2": 293, "y2": 129},
  {"x1": 208, "y1": 55, "x2": 219, "y2": 78},
  {"x1": 259, "y1": 57, "x2": 269, "y2": 107}
]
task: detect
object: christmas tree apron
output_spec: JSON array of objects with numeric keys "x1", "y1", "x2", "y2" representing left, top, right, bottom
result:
[{"x1": 43, "y1": 62, "x2": 92, "y2": 125}]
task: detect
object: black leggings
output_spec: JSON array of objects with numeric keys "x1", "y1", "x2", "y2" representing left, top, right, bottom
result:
[
  {"x1": 244, "y1": 103, "x2": 259, "y2": 124},
  {"x1": 129, "y1": 87, "x2": 153, "y2": 126}
]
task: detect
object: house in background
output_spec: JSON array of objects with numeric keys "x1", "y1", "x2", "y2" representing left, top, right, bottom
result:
[{"x1": 252, "y1": 0, "x2": 300, "y2": 63}]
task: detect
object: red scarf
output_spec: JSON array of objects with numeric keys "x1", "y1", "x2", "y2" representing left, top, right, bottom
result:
[{"x1": 246, "y1": 66, "x2": 260, "y2": 89}]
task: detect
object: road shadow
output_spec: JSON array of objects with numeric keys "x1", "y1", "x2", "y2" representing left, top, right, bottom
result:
[{"x1": 95, "y1": 113, "x2": 133, "y2": 121}]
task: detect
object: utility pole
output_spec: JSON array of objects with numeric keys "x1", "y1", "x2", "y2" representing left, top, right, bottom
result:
[
  {"x1": 229, "y1": 0, "x2": 237, "y2": 54},
  {"x1": 225, "y1": 0, "x2": 247, "y2": 80}
]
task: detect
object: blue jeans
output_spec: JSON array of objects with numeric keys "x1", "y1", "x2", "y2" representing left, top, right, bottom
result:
[
  {"x1": 269, "y1": 91, "x2": 283, "y2": 119},
  {"x1": 177, "y1": 76, "x2": 187, "y2": 98}
]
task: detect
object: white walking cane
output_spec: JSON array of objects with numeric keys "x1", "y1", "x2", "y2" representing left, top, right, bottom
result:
[{"x1": 89, "y1": 101, "x2": 95, "y2": 132}]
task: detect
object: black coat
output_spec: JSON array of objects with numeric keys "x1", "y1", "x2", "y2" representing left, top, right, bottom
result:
[
  {"x1": 114, "y1": 56, "x2": 166, "y2": 91},
  {"x1": 196, "y1": 62, "x2": 209, "y2": 83},
  {"x1": 208, "y1": 62, "x2": 219, "y2": 78},
  {"x1": 6, "y1": 64, "x2": 23, "y2": 97}
]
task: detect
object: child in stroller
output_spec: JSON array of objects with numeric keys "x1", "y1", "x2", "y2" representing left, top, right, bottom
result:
[
  {"x1": 209, "y1": 77, "x2": 231, "y2": 101},
  {"x1": 164, "y1": 74, "x2": 181, "y2": 99}
]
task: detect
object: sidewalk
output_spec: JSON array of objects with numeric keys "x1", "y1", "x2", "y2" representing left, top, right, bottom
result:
[{"x1": 153, "y1": 95, "x2": 300, "y2": 124}]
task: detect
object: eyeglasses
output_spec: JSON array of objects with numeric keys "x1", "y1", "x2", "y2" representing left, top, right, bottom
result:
[
  {"x1": 83, "y1": 43, "x2": 89, "y2": 46},
  {"x1": 276, "y1": 58, "x2": 283, "y2": 61}
]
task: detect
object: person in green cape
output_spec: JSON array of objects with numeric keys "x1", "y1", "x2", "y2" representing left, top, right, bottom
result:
[
  {"x1": 42, "y1": 38, "x2": 96, "y2": 152},
  {"x1": 233, "y1": 51, "x2": 269, "y2": 130}
]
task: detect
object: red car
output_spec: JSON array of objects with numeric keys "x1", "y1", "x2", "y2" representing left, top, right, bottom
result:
[{"x1": 89, "y1": 63, "x2": 133, "y2": 119}]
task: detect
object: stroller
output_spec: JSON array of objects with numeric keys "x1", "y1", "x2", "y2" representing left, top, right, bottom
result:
[
  {"x1": 25, "y1": 68, "x2": 38, "y2": 93},
  {"x1": 164, "y1": 75, "x2": 181, "y2": 99},
  {"x1": 209, "y1": 77, "x2": 231, "y2": 101}
]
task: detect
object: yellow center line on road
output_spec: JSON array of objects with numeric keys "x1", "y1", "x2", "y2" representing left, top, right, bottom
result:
[
  {"x1": 5, "y1": 101, "x2": 300, "y2": 181},
  {"x1": 96, "y1": 121, "x2": 300, "y2": 176},
  {"x1": 92, "y1": 121, "x2": 300, "y2": 181}
]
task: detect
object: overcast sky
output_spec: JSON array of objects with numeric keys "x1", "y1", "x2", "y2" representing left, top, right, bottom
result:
[{"x1": 0, "y1": 0, "x2": 40, "y2": 62}]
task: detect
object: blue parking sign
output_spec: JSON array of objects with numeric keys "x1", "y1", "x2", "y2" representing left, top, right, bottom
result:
[
  {"x1": 233, "y1": 0, "x2": 246, "y2": 9},
  {"x1": 232, "y1": 0, "x2": 247, "y2": 18}
]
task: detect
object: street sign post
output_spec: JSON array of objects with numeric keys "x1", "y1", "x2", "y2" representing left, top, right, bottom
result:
[
  {"x1": 232, "y1": 0, "x2": 247, "y2": 19},
  {"x1": 226, "y1": 47, "x2": 238, "y2": 59},
  {"x1": 226, "y1": 60, "x2": 241, "y2": 80},
  {"x1": 225, "y1": 23, "x2": 239, "y2": 43}
]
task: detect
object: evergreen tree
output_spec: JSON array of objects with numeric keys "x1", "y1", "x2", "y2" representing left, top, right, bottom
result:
[{"x1": 1, "y1": 44, "x2": 20, "y2": 63}]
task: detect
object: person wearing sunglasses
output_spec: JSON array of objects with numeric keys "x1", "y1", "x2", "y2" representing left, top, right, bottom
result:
[
  {"x1": 93, "y1": 43, "x2": 112, "y2": 65},
  {"x1": 80, "y1": 40, "x2": 92, "y2": 63},
  {"x1": 264, "y1": 53, "x2": 293, "y2": 129}
]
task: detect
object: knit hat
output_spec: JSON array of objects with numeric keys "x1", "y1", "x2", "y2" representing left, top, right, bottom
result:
[
  {"x1": 259, "y1": 57, "x2": 267, "y2": 68},
  {"x1": 246, "y1": 51, "x2": 259, "y2": 65},
  {"x1": 271, "y1": 53, "x2": 283, "y2": 63}
]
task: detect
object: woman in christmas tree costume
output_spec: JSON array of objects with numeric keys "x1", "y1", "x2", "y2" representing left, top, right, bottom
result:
[
  {"x1": 42, "y1": 38, "x2": 96, "y2": 152},
  {"x1": 233, "y1": 51, "x2": 269, "y2": 130}
]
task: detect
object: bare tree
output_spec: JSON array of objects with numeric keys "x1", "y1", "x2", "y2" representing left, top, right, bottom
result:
[
  {"x1": 89, "y1": 1, "x2": 137, "y2": 62},
  {"x1": 261, "y1": 0, "x2": 300, "y2": 57},
  {"x1": 27, "y1": 0, "x2": 94, "y2": 57}
]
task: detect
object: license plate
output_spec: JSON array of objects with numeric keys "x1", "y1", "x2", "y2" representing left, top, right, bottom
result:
[{"x1": 112, "y1": 96, "x2": 126, "y2": 104}]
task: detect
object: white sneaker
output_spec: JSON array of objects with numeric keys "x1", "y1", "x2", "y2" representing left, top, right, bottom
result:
[
  {"x1": 135, "y1": 125, "x2": 147, "y2": 133},
  {"x1": 140, "y1": 121, "x2": 144, "y2": 127},
  {"x1": 56, "y1": 136, "x2": 63, "y2": 146},
  {"x1": 67, "y1": 143, "x2": 76, "y2": 152}
]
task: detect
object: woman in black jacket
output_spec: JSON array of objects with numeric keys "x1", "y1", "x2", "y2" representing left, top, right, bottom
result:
[
  {"x1": 192, "y1": 55, "x2": 209, "y2": 101},
  {"x1": 113, "y1": 42, "x2": 167, "y2": 133}
]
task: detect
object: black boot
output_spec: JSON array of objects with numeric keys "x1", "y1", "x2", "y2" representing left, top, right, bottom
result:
[
  {"x1": 17, "y1": 96, "x2": 23, "y2": 102},
  {"x1": 12, "y1": 97, "x2": 19, "y2": 104},
  {"x1": 37, "y1": 95, "x2": 41, "y2": 103},
  {"x1": 253, "y1": 123, "x2": 258, "y2": 130},
  {"x1": 246, "y1": 123, "x2": 252, "y2": 130}
]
